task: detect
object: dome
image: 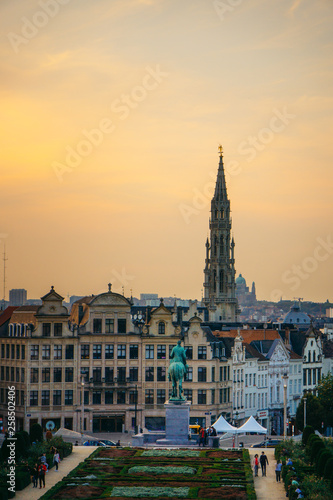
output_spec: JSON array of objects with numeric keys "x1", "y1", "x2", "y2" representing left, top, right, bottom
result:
[
  {"x1": 235, "y1": 274, "x2": 246, "y2": 285},
  {"x1": 282, "y1": 301, "x2": 311, "y2": 325}
]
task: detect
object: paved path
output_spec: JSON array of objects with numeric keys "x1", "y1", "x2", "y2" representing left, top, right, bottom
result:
[
  {"x1": 15, "y1": 446, "x2": 97, "y2": 500},
  {"x1": 249, "y1": 448, "x2": 286, "y2": 500}
]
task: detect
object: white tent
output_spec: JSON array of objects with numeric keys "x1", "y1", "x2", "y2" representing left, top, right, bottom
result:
[
  {"x1": 212, "y1": 415, "x2": 238, "y2": 434},
  {"x1": 236, "y1": 415, "x2": 267, "y2": 434}
]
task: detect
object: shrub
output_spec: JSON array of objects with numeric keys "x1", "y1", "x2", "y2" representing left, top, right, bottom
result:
[
  {"x1": 316, "y1": 449, "x2": 332, "y2": 476},
  {"x1": 30, "y1": 423, "x2": 43, "y2": 443},
  {"x1": 18, "y1": 430, "x2": 31, "y2": 448},
  {"x1": 310, "y1": 439, "x2": 325, "y2": 462},
  {"x1": 302, "y1": 425, "x2": 315, "y2": 445},
  {"x1": 323, "y1": 456, "x2": 333, "y2": 480},
  {"x1": 16, "y1": 471, "x2": 31, "y2": 491}
]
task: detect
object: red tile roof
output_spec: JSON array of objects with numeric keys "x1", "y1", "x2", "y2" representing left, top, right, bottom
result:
[{"x1": 0, "y1": 307, "x2": 19, "y2": 326}]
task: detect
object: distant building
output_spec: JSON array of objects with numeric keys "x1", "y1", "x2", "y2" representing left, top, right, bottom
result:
[
  {"x1": 9, "y1": 289, "x2": 27, "y2": 307},
  {"x1": 282, "y1": 300, "x2": 311, "y2": 327},
  {"x1": 235, "y1": 274, "x2": 256, "y2": 306}
]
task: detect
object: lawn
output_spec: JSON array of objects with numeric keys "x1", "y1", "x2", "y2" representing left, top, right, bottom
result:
[{"x1": 40, "y1": 447, "x2": 256, "y2": 500}]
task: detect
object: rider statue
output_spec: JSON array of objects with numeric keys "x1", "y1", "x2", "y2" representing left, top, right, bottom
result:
[{"x1": 168, "y1": 340, "x2": 189, "y2": 401}]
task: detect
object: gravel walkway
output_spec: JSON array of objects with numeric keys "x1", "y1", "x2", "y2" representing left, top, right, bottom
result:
[{"x1": 249, "y1": 447, "x2": 286, "y2": 499}]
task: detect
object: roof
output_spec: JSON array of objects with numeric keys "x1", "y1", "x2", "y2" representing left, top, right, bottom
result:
[
  {"x1": 0, "y1": 307, "x2": 18, "y2": 327},
  {"x1": 287, "y1": 348, "x2": 303, "y2": 360},
  {"x1": 213, "y1": 329, "x2": 281, "y2": 343},
  {"x1": 11, "y1": 306, "x2": 39, "y2": 325},
  {"x1": 243, "y1": 342, "x2": 267, "y2": 362},
  {"x1": 282, "y1": 301, "x2": 310, "y2": 325}
]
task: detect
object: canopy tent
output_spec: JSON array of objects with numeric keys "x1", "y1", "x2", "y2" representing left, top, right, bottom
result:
[
  {"x1": 212, "y1": 415, "x2": 238, "y2": 434},
  {"x1": 236, "y1": 415, "x2": 267, "y2": 434}
]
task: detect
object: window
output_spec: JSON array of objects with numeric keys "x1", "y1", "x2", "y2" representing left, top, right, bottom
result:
[
  {"x1": 187, "y1": 367, "x2": 193, "y2": 382},
  {"x1": 145, "y1": 389, "x2": 154, "y2": 404},
  {"x1": 105, "y1": 318, "x2": 114, "y2": 333},
  {"x1": 31, "y1": 368, "x2": 39, "y2": 383},
  {"x1": 105, "y1": 367, "x2": 114, "y2": 382},
  {"x1": 211, "y1": 366, "x2": 215, "y2": 382},
  {"x1": 41, "y1": 390, "x2": 50, "y2": 406},
  {"x1": 54, "y1": 368, "x2": 62, "y2": 383},
  {"x1": 65, "y1": 345, "x2": 74, "y2": 359},
  {"x1": 1, "y1": 344, "x2": 4, "y2": 358},
  {"x1": 129, "y1": 390, "x2": 137, "y2": 404},
  {"x1": 105, "y1": 344, "x2": 114, "y2": 359},
  {"x1": 93, "y1": 391, "x2": 101, "y2": 404},
  {"x1": 21, "y1": 368, "x2": 25, "y2": 382},
  {"x1": 54, "y1": 345, "x2": 62, "y2": 360},
  {"x1": 42, "y1": 323, "x2": 51, "y2": 337},
  {"x1": 11, "y1": 367, "x2": 14, "y2": 381},
  {"x1": 118, "y1": 318, "x2": 126, "y2": 333},
  {"x1": 42, "y1": 368, "x2": 50, "y2": 383},
  {"x1": 157, "y1": 345, "x2": 166, "y2": 359},
  {"x1": 145, "y1": 345, "x2": 154, "y2": 359},
  {"x1": 11, "y1": 345, "x2": 15, "y2": 359},
  {"x1": 65, "y1": 367, "x2": 74, "y2": 382},
  {"x1": 93, "y1": 368, "x2": 102, "y2": 382},
  {"x1": 211, "y1": 389, "x2": 215, "y2": 404},
  {"x1": 6, "y1": 367, "x2": 9, "y2": 381},
  {"x1": 117, "y1": 344, "x2": 126, "y2": 359},
  {"x1": 105, "y1": 391, "x2": 113, "y2": 404},
  {"x1": 183, "y1": 389, "x2": 192, "y2": 402},
  {"x1": 198, "y1": 390, "x2": 206, "y2": 404},
  {"x1": 185, "y1": 346, "x2": 193, "y2": 359},
  {"x1": 129, "y1": 367, "x2": 138, "y2": 382},
  {"x1": 65, "y1": 390, "x2": 73, "y2": 405},
  {"x1": 145, "y1": 367, "x2": 154, "y2": 382},
  {"x1": 157, "y1": 389, "x2": 165, "y2": 404},
  {"x1": 0, "y1": 366, "x2": 3, "y2": 380},
  {"x1": 84, "y1": 391, "x2": 89, "y2": 405},
  {"x1": 93, "y1": 318, "x2": 102, "y2": 333},
  {"x1": 130, "y1": 344, "x2": 138, "y2": 359},
  {"x1": 81, "y1": 367, "x2": 89, "y2": 383},
  {"x1": 117, "y1": 367, "x2": 126, "y2": 383},
  {"x1": 198, "y1": 346, "x2": 207, "y2": 359},
  {"x1": 30, "y1": 391, "x2": 38, "y2": 406},
  {"x1": 245, "y1": 374, "x2": 248, "y2": 386},
  {"x1": 253, "y1": 373, "x2": 256, "y2": 386},
  {"x1": 117, "y1": 390, "x2": 126, "y2": 404},
  {"x1": 157, "y1": 366, "x2": 166, "y2": 382},
  {"x1": 158, "y1": 322, "x2": 165, "y2": 334},
  {"x1": 93, "y1": 344, "x2": 102, "y2": 359},
  {"x1": 16, "y1": 368, "x2": 19, "y2": 382},
  {"x1": 54, "y1": 323, "x2": 62, "y2": 337},
  {"x1": 21, "y1": 390, "x2": 24, "y2": 406},
  {"x1": 22, "y1": 345, "x2": 25, "y2": 359},
  {"x1": 30, "y1": 345, "x2": 39, "y2": 360},
  {"x1": 53, "y1": 390, "x2": 61, "y2": 406},
  {"x1": 16, "y1": 345, "x2": 20, "y2": 359},
  {"x1": 198, "y1": 367, "x2": 207, "y2": 382},
  {"x1": 81, "y1": 344, "x2": 90, "y2": 359},
  {"x1": 169, "y1": 345, "x2": 176, "y2": 358},
  {"x1": 249, "y1": 374, "x2": 252, "y2": 386},
  {"x1": 42, "y1": 345, "x2": 50, "y2": 360}
]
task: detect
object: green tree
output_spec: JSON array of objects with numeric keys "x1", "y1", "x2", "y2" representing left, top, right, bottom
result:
[
  {"x1": 296, "y1": 394, "x2": 324, "y2": 431},
  {"x1": 29, "y1": 423, "x2": 43, "y2": 443},
  {"x1": 316, "y1": 372, "x2": 333, "y2": 428}
]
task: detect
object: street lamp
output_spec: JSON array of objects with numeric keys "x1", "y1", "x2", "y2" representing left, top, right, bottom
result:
[
  {"x1": 134, "y1": 384, "x2": 138, "y2": 434},
  {"x1": 304, "y1": 397, "x2": 307, "y2": 429},
  {"x1": 283, "y1": 377, "x2": 288, "y2": 440},
  {"x1": 81, "y1": 377, "x2": 85, "y2": 436}
]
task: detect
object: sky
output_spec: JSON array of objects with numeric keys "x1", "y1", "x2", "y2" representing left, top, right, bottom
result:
[{"x1": 0, "y1": 0, "x2": 333, "y2": 303}]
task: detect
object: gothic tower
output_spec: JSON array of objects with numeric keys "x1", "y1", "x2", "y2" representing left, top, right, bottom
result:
[{"x1": 203, "y1": 147, "x2": 239, "y2": 322}]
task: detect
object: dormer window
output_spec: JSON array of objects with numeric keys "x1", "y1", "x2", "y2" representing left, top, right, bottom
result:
[{"x1": 158, "y1": 321, "x2": 165, "y2": 335}]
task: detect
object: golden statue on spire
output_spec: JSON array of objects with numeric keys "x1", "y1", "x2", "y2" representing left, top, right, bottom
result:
[{"x1": 218, "y1": 144, "x2": 223, "y2": 156}]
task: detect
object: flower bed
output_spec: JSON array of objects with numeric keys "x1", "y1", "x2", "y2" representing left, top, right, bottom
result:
[{"x1": 40, "y1": 447, "x2": 256, "y2": 500}]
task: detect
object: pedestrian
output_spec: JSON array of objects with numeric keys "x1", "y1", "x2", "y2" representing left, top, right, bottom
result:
[
  {"x1": 275, "y1": 460, "x2": 282, "y2": 482},
  {"x1": 31, "y1": 463, "x2": 39, "y2": 488},
  {"x1": 199, "y1": 427, "x2": 205, "y2": 447},
  {"x1": 38, "y1": 462, "x2": 47, "y2": 488},
  {"x1": 211, "y1": 425, "x2": 217, "y2": 436},
  {"x1": 259, "y1": 451, "x2": 269, "y2": 476},
  {"x1": 53, "y1": 449, "x2": 60, "y2": 471},
  {"x1": 253, "y1": 454, "x2": 259, "y2": 477}
]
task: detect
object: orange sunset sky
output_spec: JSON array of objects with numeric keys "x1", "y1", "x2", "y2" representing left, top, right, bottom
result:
[{"x1": 1, "y1": 0, "x2": 333, "y2": 303}]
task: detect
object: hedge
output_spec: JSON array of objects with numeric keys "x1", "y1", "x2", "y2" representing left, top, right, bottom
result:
[
  {"x1": 310, "y1": 439, "x2": 325, "y2": 462},
  {"x1": 323, "y1": 457, "x2": 333, "y2": 480},
  {"x1": 302, "y1": 425, "x2": 315, "y2": 446},
  {"x1": 316, "y1": 449, "x2": 332, "y2": 476}
]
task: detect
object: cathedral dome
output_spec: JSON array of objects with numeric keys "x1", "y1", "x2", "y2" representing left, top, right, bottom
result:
[
  {"x1": 282, "y1": 301, "x2": 311, "y2": 326},
  {"x1": 235, "y1": 274, "x2": 246, "y2": 285}
]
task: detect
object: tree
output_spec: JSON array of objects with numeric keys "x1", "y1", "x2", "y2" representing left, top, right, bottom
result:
[
  {"x1": 30, "y1": 423, "x2": 43, "y2": 443},
  {"x1": 316, "y1": 372, "x2": 333, "y2": 428},
  {"x1": 296, "y1": 394, "x2": 325, "y2": 431}
]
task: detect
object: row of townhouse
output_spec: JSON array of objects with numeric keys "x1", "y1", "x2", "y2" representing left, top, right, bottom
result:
[{"x1": 0, "y1": 285, "x2": 332, "y2": 436}]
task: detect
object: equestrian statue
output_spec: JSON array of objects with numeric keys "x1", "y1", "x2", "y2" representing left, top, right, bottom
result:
[{"x1": 168, "y1": 340, "x2": 189, "y2": 400}]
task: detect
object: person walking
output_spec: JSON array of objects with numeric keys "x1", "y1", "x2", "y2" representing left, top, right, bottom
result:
[
  {"x1": 53, "y1": 449, "x2": 60, "y2": 471},
  {"x1": 199, "y1": 427, "x2": 205, "y2": 447},
  {"x1": 253, "y1": 454, "x2": 259, "y2": 477},
  {"x1": 275, "y1": 460, "x2": 282, "y2": 482},
  {"x1": 38, "y1": 462, "x2": 47, "y2": 488},
  {"x1": 259, "y1": 451, "x2": 269, "y2": 476},
  {"x1": 31, "y1": 463, "x2": 39, "y2": 488}
]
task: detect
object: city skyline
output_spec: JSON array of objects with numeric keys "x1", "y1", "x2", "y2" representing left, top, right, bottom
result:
[{"x1": 1, "y1": 0, "x2": 333, "y2": 302}]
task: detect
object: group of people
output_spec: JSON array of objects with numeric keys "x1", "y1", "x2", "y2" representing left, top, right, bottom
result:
[
  {"x1": 198, "y1": 425, "x2": 217, "y2": 446},
  {"x1": 253, "y1": 451, "x2": 269, "y2": 477},
  {"x1": 31, "y1": 448, "x2": 61, "y2": 489}
]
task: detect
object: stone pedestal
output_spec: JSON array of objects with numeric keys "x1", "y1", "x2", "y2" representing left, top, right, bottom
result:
[{"x1": 156, "y1": 400, "x2": 191, "y2": 445}]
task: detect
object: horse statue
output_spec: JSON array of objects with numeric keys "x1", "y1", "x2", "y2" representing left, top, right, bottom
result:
[{"x1": 168, "y1": 340, "x2": 188, "y2": 400}]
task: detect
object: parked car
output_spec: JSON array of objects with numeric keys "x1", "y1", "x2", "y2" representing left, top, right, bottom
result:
[
  {"x1": 83, "y1": 440, "x2": 106, "y2": 446},
  {"x1": 98, "y1": 439, "x2": 117, "y2": 446},
  {"x1": 251, "y1": 439, "x2": 282, "y2": 448}
]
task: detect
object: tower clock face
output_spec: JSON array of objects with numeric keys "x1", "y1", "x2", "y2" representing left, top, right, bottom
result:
[{"x1": 142, "y1": 326, "x2": 148, "y2": 334}]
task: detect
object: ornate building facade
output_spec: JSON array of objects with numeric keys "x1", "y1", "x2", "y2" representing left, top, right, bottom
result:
[{"x1": 203, "y1": 148, "x2": 239, "y2": 322}]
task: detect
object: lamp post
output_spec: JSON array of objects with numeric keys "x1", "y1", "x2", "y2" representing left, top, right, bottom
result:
[
  {"x1": 283, "y1": 379, "x2": 287, "y2": 440},
  {"x1": 134, "y1": 384, "x2": 138, "y2": 434},
  {"x1": 81, "y1": 377, "x2": 85, "y2": 436},
  {"x1": 304, "y1": 397, "x2": 307, "y2": 429}
]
